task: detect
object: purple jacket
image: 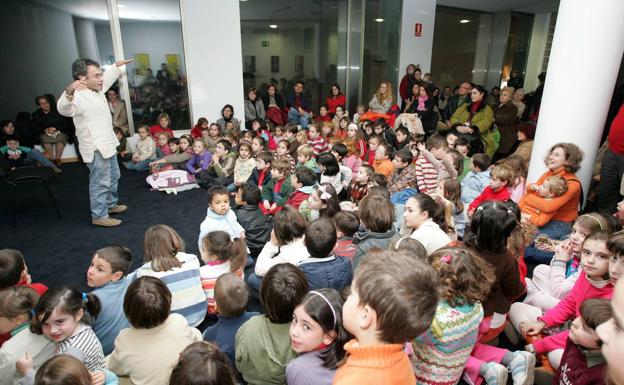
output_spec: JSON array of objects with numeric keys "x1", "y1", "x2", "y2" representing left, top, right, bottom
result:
[{"x1": 186, "y1": 150, "x2": 212, "y2": 173}]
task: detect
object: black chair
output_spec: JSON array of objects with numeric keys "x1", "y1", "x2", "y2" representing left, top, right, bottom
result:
[{"x1": 0, "y1": 157, "x2": 62, "y2": 227}]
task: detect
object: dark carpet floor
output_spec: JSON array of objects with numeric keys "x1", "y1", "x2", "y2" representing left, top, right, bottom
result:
[{"x1": 1, "y1": 162, "x2": 209, "y2": 291}]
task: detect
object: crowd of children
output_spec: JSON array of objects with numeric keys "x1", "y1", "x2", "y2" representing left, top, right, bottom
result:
[{"x1": 3, "y1": 88, "x2": 624, "y2": 385}]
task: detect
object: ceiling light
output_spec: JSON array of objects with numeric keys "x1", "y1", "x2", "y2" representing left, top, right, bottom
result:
[
  {"x1": 459, "y1": 19, "x2": 470, "y2": 23},
  {"x1": 117, "y1": 4, "x2": 126, "y2": 7},
  {"x1": 375, "y1": 18, "x2": 384, "y2": 22},
  {"x1": 269, "y1": 24, "x2": 278, "y2": 29}
]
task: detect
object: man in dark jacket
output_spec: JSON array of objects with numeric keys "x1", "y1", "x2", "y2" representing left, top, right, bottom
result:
[
  {"x1": 442, "y1": 81, "x2": 472, "y2": 122},
  {"x1": 234, "y1": 183, "x2": 273, "y2": 259},
  {"x1": 286, "y1": 81, "x2": 312, "y2": 128}
]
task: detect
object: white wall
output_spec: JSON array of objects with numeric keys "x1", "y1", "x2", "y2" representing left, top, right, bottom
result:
[
  {"x1": 180, "y1": 0, "x2": 244, "y2": 124},
  {"x1": 0, "y1": 0, "x2": 79, "y2": 119},
  {"x1": 397, "y1": 0, "x2": 436, "y2": 104},
  {"x1": 523, "y1": 13, "x2": 550, "y2": 93}
]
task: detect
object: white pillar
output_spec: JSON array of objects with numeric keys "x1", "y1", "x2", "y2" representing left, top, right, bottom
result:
[
  {"x1": 180, "y1": 0, "x2": 244, "y2": 124},
  {"x1": 523, "y1": 13, "x2": 551, "y2": 93},
  {"x1": 527, "y1": 0, "x2": 624, "y2": 198},
  {"x1": 397, "y1": 0, "x2": 436, "y2": 105}
]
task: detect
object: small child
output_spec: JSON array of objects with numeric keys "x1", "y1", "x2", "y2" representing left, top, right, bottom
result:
[
  {"x1": 284, "y1": 122, "x2": 301, "y2": 157},
  {"x1": 446, "y1": 131, "x2": 459, "y2": 148},
  {"x1": 286, "y1": 288, "x2": 352, "y2": 385},
  {"x1": 395, "y1": 126, "x2": 410, "y2": 150},
  {"x1": 520, "y1": 175, "x2": 569, "y2": 226},
  {"x1": 190, "y1": 117, "x2": 209, "y2": 139},
  {"x1": 198, "y1": 186, "x2": 246, "y2": 251},
  {"x1": 553, "y1": 298, "x2": 611, "y2": 385},
  {"x1": 318, "y1": 152, "x2": 343, "y2": 194},
  {"x1": 387, "y1": 148, "x2": 416, "y2": 196},
  {"x1": 415, "y1": 135, "x2": 456, "y2": 194},
  {"x1": 297, "y1": 217, "x2": 353, "y2": 291},
  {"x1": 372, "y1": 142, "x2": 395, "y2": 177},
  {"x1": 200, "y1": 139, "x2": 237, "y2": 188},
  {"x1": 350, "y1": 164, "x2": 373, "y2": 204},
  {"x1": 1, "y1": 136, "x2": 61, "y2": 173},
  {"x1": 251, "y1": 136, "x2": 266, "y2": 158},
  {"x1": 467, "y1": 163, "x2": 513, "y2": 215},
  {"x1": 276, "y1": 139, "x2": 296, "y2": 174},
  {"x1": 88, "y1": 245, "x2": 133, "y2": 355},
  {"x1": 317, "y1": 105, "x2": 332, "y2": 123},
  {"x1": 199, "y1": 231, "x2": 247, "y2": 315},
  {"x1": 456, "y1": 137, "x2": 472, "y2": 181},
  {"x1": 114, "y1": 127, "x2": 132, "y2": 161},
  {"x1": 273, "y1": 125, "x2": 285, "y2": 144},
  {"x1": 297, "y1": 144, "x2": 318, "y2": 172},
  {"x1": 332, "y1": 211, "x2": 360, "y2": 262},
  {"x1": 248, "y1": 151, "x2": 273, "y2": 192},
  {"x1": 300, "y1": 183, "x2": 340, "y2": 222},
  {"x1": 35, "y1": 355, "x2": 117, "y2": 385},
  {"x1": 203, "y1": 273, "x2": 259, "y2": 364},
  {"x1": 155, "y1": 132, "x2": 172, "y2": 158},
  {"x1": 235, "y1": 264, "x2": 308, "y2": 384},
  {"x1": 501, "y1": 155, "x2": 527, "y2": 203},
  {"x1": 352, "y1": 104, "x2": 366, "y2": 124},
  {"x1": 107, "y1": 276, "x2": 202, "y2": 385},
  {"x1": 345, "y1": 123, "x2": 368, "y2": 161},
  {"x1": 308, "y1": 123, "x2": 329, "y2": 155},
  {"x1": 286, "y1": 167, "x2": 317, "y2": 209},
  {"x1": 367, "y1": 134, "x2": 381, "y2": 166},
  {"x1": 138, "y1": 224, "x2": 207, "y2": 327},
  {"x1": 234, "y1": 183, "x2": 273, "y2": 259},
  {"x1": 352, "y1": 193, "x2": 398, "y2": 270},
  {"x1": 261, "y1": 159, "x2": 294, "y2": 215},
  {"x1": 461, "y1": 153, "x2": 491, "y2": 206},
  {"x1": 202, "y1": 123, "x2": 222, "y2": 153},
  {"x1": 437, "y1": 178, "x2": 467, "y2": 239},
  {"x1": 169, "y1": 341, "x2": 237, "y2": 385},
  {"x1": 124, "y1": 125, "x2": 156, "y2": 171},
  {"x1": 186, "y1": 139, "x2": 212, "y2": 175},
  {"x1": 230, "y1": 142, "x2": 255, "y2": 192},
  {"x1": 322, "y1": 121, "x2": 336, "y2": 142},
  {"x1": 333, "y1": 141, "x2": 362, "y2": 177},
  {"x1": 334, "y1": 250, "x2": 439, "y2": 385}
]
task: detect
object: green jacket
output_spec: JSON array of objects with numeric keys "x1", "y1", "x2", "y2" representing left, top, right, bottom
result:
[
  {"x1": 235, "y1": 315, "x2": 295, "y2": 385},
  {"x1": 450, "y1": 103, "x2": 498, "y2": 157},
  {"x1": 261, "y1": 175, "x2": 294, "y2": 206}
]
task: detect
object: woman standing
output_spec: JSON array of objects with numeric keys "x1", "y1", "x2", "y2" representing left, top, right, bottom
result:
[
  {"x1": 106, "y1": 88, "x2": 129, "y2": 135},
  {"x1": 31, "y1": 94, "x2": 69, "y2": 166},
  {"x1": 244, "y1": 88, "x2": 266, "y2": 130},
  {"x1": 511, "y1": 122, "x2": 536, "y2": 171},
  {"x1": 450, "y1": 85, "x2": 495, "y2": 157},
  {"x1": 492, "y1": 87, "x2": 518, "y2": 161},
  {"x1": 399, "y1": 64, "x2": 421, "y2": 101}
]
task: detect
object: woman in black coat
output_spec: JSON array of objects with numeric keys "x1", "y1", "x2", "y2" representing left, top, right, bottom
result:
[{"x1": 404, "y1": 83, "x2": 437, "y2": 136}]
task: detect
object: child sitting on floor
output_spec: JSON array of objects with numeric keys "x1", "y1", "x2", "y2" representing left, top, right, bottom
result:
[
  {"x1": 234, "y1": 183, "x2": 272, "y2": 259},
  {"x1": 372, "y1": 142, "x2": 395, "y2": 178},
  {"x1": 261, "y1": 159, "x2": 294, "y2": 215},
  {"x1": 461, "y1": 153, "x2": 491, "y2": 207},
  {"x1": 352, "y1": 193, "x2": 398, "y2": 270},
  {"x1": 169, "y1": 342, "x2": 237, "y2": 385},
  {"x1": 297, "y1": 144, "x2": 318, "y2": 172},
  {"x1": 186, "y1": 139, "x2": 212, "y2": 175},
  {"x1": 468, "y1": 163, "x2": 513, "y2": 216},
  {"x1": 415, "y1": 135, "x2": 455, "y2": 194},
  {"x1": 349, "y1": 164, "x2": 374, "y2": 205},
  {"x1": 198, "y1": 186, "x2": 246, "y2": 251},
  {"x1": 124, "y1": 125, "x2": 156, "y2": 171},
  {"x1": 248, "y1": 151, "x2": 273, "y2": 192},
  {"x1": 332, "y1": 211, "x2": 359, "y2": 262},
  {"x1": 286, "y1": 167, "x2": 317, "y2": 209}
]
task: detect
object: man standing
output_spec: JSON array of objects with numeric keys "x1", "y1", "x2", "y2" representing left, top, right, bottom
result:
[
  {"x1": 286, "y1": 81, "x2": 312, "y2": 128},
  {"x1": 58, "y1": 58, "x2": 132, "y2": 227}
]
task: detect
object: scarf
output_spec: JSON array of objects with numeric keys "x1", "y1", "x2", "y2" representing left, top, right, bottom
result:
[
  {"x1": 469, "y1": 100, "x2": 482, "y2": 123},
  {"x1": 417, "y1": 95, "x2": 428, "y2": 111}
]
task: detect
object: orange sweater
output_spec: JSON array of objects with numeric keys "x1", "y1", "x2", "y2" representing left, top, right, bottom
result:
[
  {"x1": 518, "y1": 168, "x2": 580, "y2": 226},
  {"x1": 373, "y1": 158, "x2": 395, "y2": 178},
  {"x1": 333, "y1": 340, "x2": 415, "y2": 385}
]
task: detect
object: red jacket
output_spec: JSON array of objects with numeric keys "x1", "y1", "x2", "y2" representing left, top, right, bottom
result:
[
  {"x1": 326, "y1": 94, "x2": 346, "y2": 115},
  {"x1": 468, "y1": 186, "x2": 511, "y2": 213},
  {"x1": 149, "y1": 125, "x2": 174, "y2": 142},
  {"x1": 190, "y1": 124, "x2": 203, "y2": 139},
  {"x1": 286, "y1": 190, "x2": 310, "y2": 209}
]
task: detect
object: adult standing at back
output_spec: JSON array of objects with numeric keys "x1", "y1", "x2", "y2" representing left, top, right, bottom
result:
[
  {"x1": 598, "y1": 103, "x2": 624, "y2": 214},
  {"x1": 57, "y1": 58, "x2": 132, "y2": 227}
]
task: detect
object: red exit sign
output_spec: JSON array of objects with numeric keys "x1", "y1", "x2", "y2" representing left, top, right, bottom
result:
[{"x1": 415, "y1": 23, "x2": 422, "y2": 37}]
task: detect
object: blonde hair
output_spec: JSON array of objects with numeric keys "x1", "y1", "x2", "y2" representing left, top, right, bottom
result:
[
  {"x1": 490, "y1": 163, "x2": 514, "y2": 184},
  {"x1": 297, "y1": 144, "x2": 315, "y2": 159},
  {"x1": 375, "y1": 81, "x2": 394, "y2": 103},
  {"x1": 543, "y1": 175, "x2": 568, "y2": 197}
]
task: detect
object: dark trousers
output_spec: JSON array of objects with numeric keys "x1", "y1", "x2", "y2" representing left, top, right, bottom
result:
[{"x1": 597, "y1": 149, "x2": 624, "y2": 214}]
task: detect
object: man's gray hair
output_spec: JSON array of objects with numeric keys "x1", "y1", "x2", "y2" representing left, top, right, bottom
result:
[{"x1": 72, "y1": 58, "x2": 100, "y2": 80}]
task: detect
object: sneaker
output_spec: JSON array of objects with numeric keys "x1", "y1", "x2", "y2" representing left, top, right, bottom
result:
[
  {"x1": 108, "y1": 205, "x2": 128, "y2": 214},
  {"x1": 92, "y1": 217, "x2": 122, "y2": 227},
  {"x1": 52, "y1": 166, "x2": 63, "y2": 174},
  {"x1": 509, "y1": 351, "x2": 536, "y2": 385},
  {"x1": 484, "y1": 362, "x2": 508, "y2": 385}
]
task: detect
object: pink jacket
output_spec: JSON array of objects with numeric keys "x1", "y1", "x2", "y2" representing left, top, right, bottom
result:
[{"x1": 342, "y1": 155, "x2": 362, "y2": 177}]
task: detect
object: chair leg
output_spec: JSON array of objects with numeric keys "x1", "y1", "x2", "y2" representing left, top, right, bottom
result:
[
  {"x1": 11, "y1": 184, "x2": 16, "y2": 228},
  {"x1": 40, "y1": 180, "x2": 62, "y2": 220}
]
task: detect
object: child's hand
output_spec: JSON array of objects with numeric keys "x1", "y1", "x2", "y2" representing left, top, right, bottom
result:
[
  {"x1": 239, "y1": 231, "x2": 246, "y2": 240},
  {"x1": 520, "y1": 320, "x2": 545, "y2": 337},
  {"x1": 90, "y1": 370, "x2": 106, "y2": 385},
  {"x1": 263, "y1": 200, "x2": 271, "y2": 210},
  {"x1": 530, "y1": 183, "x2": 539, "y2": 192},
  {"x1": 16, "y1": 352, "x2": 33, "y2": 376},
  {"x1": 520, "y1": 212, "x2": 532, "y2": 224},
  {"x1": 270, "y1": 203, "x2": 277, "y2": 210},
  {"x1": 553, "y1": 239, "x2": 574, "y2": 262},
  {"x1": 416, "y1": 142, "x2": 426, "y2": 152}
]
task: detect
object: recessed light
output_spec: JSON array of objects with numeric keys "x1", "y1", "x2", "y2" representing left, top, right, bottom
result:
[
  {"x1": 375, "y1": 18, "x2": 384, "y2": 22},
  {"x1": 459, "y1": 19, "x2": 470, "y2": 23},
  {"x1": 269, "y1": 24, "x2": 278, "y2": 29},
  {"x1": 117, "y1": 4, "x2": 126, "y2": 7}
]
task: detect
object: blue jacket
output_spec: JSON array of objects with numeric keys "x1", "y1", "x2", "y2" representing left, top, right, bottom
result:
[
  {"x1": 297, "y1": 255, "x2": 353, "y2": 291},
  {"x1": 461, "y1": 170, "x2": 491, "y2": 205},
  {"x1": 286, "y1": 92, "x2": 311, "y2": 112},
  {"x1": 203, "y1": 311, "x2": 259, "y2": 364},
  {"x1": 91, "y1": 273, "x2": 135, "y2": 355}
]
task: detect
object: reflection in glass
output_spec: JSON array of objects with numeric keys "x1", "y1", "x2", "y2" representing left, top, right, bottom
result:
[{"x1": 501, "y1": 13, "x2": 534, "y2": 88}]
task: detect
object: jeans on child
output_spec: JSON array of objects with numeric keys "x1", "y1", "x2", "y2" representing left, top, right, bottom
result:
[
  {"x1": 524, "y1": 220, "x2": 572, "y2": 264},
  {"x1": 86, "y1": 151, "x2": 120, "y2": 220},
  {"x1": 26, "y1": 149, "x2": 56, "y2": 168},
  {"x1": 123, "y1": 158, "x2": 154, "y2": 171},
  {"x1": 288, "y1": 107, "x2": 310, "y2": 128}
]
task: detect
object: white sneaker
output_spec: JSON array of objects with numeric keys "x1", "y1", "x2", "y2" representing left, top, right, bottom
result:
[
  {"x1": 509, "y1": 351, "x2": 536, "y2": 385},
  {"x1": 484, "y1": 362, "x2": 508, "y2": 385}
]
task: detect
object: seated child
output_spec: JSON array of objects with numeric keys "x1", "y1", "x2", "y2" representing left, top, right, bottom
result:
[
  {"x1": 437, "y1": 178, "x2": 467, "y2": 240},
  {"x1": 308, "y1": 123, "x2": 329, "y2": 155},
  {"x1": 394, "y1": 126, "x2": 410, "y2": 150},
  {"x1": 202, "y1": 123, "x2": 222, "y2": 153},
  {"x1": 107, "y1": 276, "x2": 202, "y2": 385},
  {"x1": 332, "y1": 211, "x2": 359, "y2": 262},
  {"x1": 199, "y1": 231, "x2": 247, "y2": 315},
  {"x1": 198, "y1": 186, "x2": 246, "y2": 251},
  {"x1": 501, "y1": 155, "x2": 527, "y2": 203},
  {"x1": 286, "y1": 288, "x2": 352, "y2": 385},
  {"x1": 190, "y1": 117, "x2": 208, "y2": 139},
  {"x1": 334, "y1": 250, "x2": 439, "y2": 385},
  {"x1": 248, "y1": 151, "x2": 273, "y2": 192},
  {"x1": 352, "y1": 104, "x2": 366, "y2": 124},
  {"x1": 199, "y1": 139, "x2": 237, "y2": 188},
  {"x1": 234, "y1": 183, "x2": 273, "y2": 259},
  {"x1": 349, "y1": 164, "x2": 373, "y2": 204},
  {"x1": 455, "y1": 137, "x2": 471, "y2": 181},
  {"x1": 284, "y1": 122, "x2": 300, "y2": 157},
  {"x1": 169, "y1": 341, "x2": 237, "y2": 385},
  {"x1": 520, "y1": 175, "x2": 568, "y2": 226},
  {"x1": 88, "y1": 245, "x2": 134, "y2": 355},
  {"x1": 202, "y1": 273, "x2": 259, "y2": 364},
  {"x1": 461, "y1": 153, "x2": 491, "y2": 206},
  {"x1": 445, "y1": 130, "x2": 459, "y2": 148},
  {"x1": 372, "y1": 142, "x2": 395, "y2": 178},
  {"x1": 124, "y1": 125, "x2": 156, "y2": 171},
  {"x1": 415, "y1": 135, "x2": 455, "y2": 194},
  {"x1": 404, "y1": 194, "x2": 452, "y2": 256},
  {"x1": 235, "y1": 264, "x2": 308, "y2": 385},
  {"x1": 114, "y1": 127, "x2": 132, "y2": 161},
  {"x1": 387, "y1": 148, "x2": 416, "y2": 197},
  {"x1": 318, "y1": 152, "x2": 344, "y2": 195},
  {"x1": 137, "y1": 224, "x2": 207, "y2": 327},
  {"x1": 155, "y1": 132, "x2": 173, "y2": 158},
  {"x1": 352, "y1": 193, "x2": 398, "y2": 270},
  {"x1": 467, "y1": 163, "x2": 513, "y2": 216},
  {"x1": 261, "y1": 159, "x2": 294, "y2": 215},
  {"x1": 230, "y1": 142, "x2": 255, "y2": 192},
  {"x1": 317, "y1": 105, "x2": 331, "y2": 123},
  {"x1": 36, "y1": 355, "x2": 117, "y2": 385},
  {"x1": 366, "y1": 134, "x2": 381, "y2": 166},
  {"x1": 186, "y1": 138, "x2": 212, "y2": 175},
  {"x1": 297, "y1": 218, "x2": 353, "y2": 291},
  {"x1": 286, "y1": 167, "x2": 317, "y2": 209},
  {"x1": 297, "y1": 144, "x2": 318, "y2": 172},
  {"x1": 276, "y1": 140, "x2": 296, "y2": 174},
  {"x1": 1, "y1": 135, "x2": 61, "y2": 173},
  {"x1": 251, "y1": 137, "x2": 266, "y2": 158},
  {"x1": 333, "y1": 141, "x2": 362, "y2": 177},
  {"x1": 299, "y1": 183, "x2": 340, "y2": 222}
]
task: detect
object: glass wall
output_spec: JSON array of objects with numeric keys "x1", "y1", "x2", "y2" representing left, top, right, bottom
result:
[{"x1": 501, "y1": 13, "x2": 534, "y2": 88}]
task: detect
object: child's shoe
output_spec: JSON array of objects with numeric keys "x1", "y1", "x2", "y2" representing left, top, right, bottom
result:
[
  {"x1": 483, "y1": 362, "x2": 508, "y2": 385},
  {"x1": 509, "y1": 351, "x2": 535, "y2": 385}
]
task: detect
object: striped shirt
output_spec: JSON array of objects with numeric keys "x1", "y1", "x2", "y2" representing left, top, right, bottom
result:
[
  {"x1": 200, "y1": 260, "x2": 244, "y2": 314},
  {"x1": 415, "y1": 154, "x2": 439, "y2": 193},
  {"x1": 308, "y1": 137, "x2": 328, "y2": 155},
  {"x1": 57, "y1": 325, "x2": 105, "y2": 371},
  {"x1": 136, "y1": 252, "x2": 207, "y2": 327}
]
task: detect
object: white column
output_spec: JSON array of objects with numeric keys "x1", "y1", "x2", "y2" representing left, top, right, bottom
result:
[
  {"x1": 523, "y1": 13, "x2": 551, "y2": 93},
  {"x1": 397, "y1": 0, "x2": 436, "y2": 105},
  {"x1": 527, "y1": 0, "x2": 624, "y2": 197},
  {"x1": 180, "y1": 0, "x2": 244, "y2": 124}
]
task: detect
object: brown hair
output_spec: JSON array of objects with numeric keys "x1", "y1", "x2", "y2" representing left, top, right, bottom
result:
[
  {"x1": 95, "y1": 245, "x2": 133, "y2": 276},
  {"x1": 201, "y1": 231, "x2": 247, "y2": 273},
  {"x1": 272, "y1": 159, "x2": 292, "y2": 175},
  {"x1": 358, "y1": 194, "x2": 395, "y2": 232},
  {"x1": 35, "y1": 355, "x2": 92, "y2": 385},
  {"x1": 214, "y1": 273, "x2": 248, "y2": 317},
  {"x1": 471, "y1": 153, "x2": 491, "y2": 171},
  {"x1": 543, "y1": 175, "x2": 569, "y2": 197},
  {"x1": 544, "y1": 143, "x2": 584, "y2": 173},
  {"x1": 490, "y1": 163, "x2": 514, "y2": 184},
  {"x1": 169, "y1": 341, "x2": 236, "y2": 385},
  {"x1": 0, "y1": 249, "x2": 25, "y2": 289},
  {"x1": 576, "y1": 213, "x2": 609, "y2": 233},
  {"x1": 143, "y1": 224, "x2": 185, "y2": 272},
  {"x1": 124, "y1": 276, "x2": 171, "y2": 329},
  {"x1": 273, "y1": 206, "x2": 308, "y2": 245},
  {"x1": 260, "y1": 264, "x2": 308, "y2": 323},
  {"x1": 608, "y1": 230, "x2": 624, "y2": 257},
  {"x1": 157, "y1": 113, "x2": 171, "y2": 127},
  {"x1": 441, "y1": 178, "x2": 464, "y2": 213},
  {"x1": 501, "y1": 154, "x2": 527, "y2": 180},
  {"x1": 429, "y1": 247, "x2": 495, "y2": 307},
  {"x1": 388, "y1": 237, "x2": 427, "y2": 261},
  {"x1": 257, "y1": 150, "x2": 274, "y2": 164},
  {"x1": 426, "y1": 134, "x2": 447, "y2": 150},
  {"x1": 31, "y1": 287, "x2": 101, "y2": 334},
  {"x1": 354, "y1": 250, "x2": 439, "y2": 343},
  {"x1": 579, "y1": 298, "x2": 613, "y2": 330},
  {"x1": 333, "y1": 211, "x2": 360, "y2": 237},
  {"x1": 0, "y1": 286, "x2": 39, "y2": 319}
]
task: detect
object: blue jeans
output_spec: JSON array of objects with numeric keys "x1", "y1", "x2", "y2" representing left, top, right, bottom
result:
[
  {"x1": 26, "y1": 149, "x2": 55, "y2": 168},
  {"x1": 86, "y1": 151, "x2": 120, "y2": 220},
  {"x1": 227, "y1": 182, "x2": 238, "y2": 193},
  {"x1": 524, "y1": 220, "x2": 573, "y2": 264},
  {"x1": 288, "y1": 107, "x2": 310, "y2": 128},
  {"x1": 123, "y1": 158, "x2": 153, "y2": 171}
]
